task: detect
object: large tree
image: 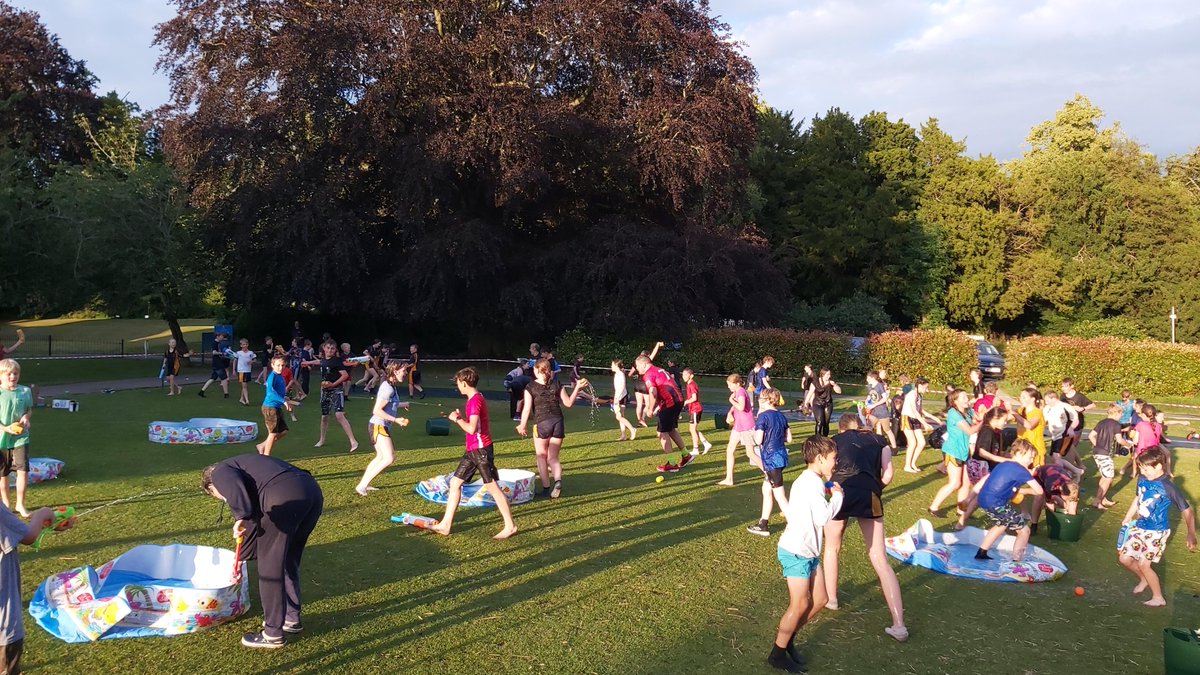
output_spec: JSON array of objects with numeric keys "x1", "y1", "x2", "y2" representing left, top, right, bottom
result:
[
  {"x1": 0, "y1": 2, "x2": 99, "y2": 175},
  {"x1": 155, "y1": 0, "x2": 784, "y2": 338}
]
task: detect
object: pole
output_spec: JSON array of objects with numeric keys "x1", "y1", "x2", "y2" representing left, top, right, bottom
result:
[{"x1": 1170, "y1": 306, "x2": 1177, "y2": 344}]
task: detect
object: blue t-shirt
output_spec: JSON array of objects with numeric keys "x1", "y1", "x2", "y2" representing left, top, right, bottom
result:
[
  {"x1": 977, "y1": 461, "x2": 1034, "y2": 510},
  {"x1": 755, "y1": 366, "x2": 771, "y2": 392},
  {"x1": 755, "y1": 409, "x2": 790, "y2": 471},
  {"x1": 1118, "y1": 400, "x2": 1136, "y2": 425},
  {"x1": 0, "y1": 505, "x2": 30, "y2": 643},
  {"x1": 1133, "y1": 476, "x2": 1191, "y2": 531},
  {"x1": 942, "y1": 408, "x2": 970, "y2": 462},
  {"x1": 262, "y1": 371, "x2": 287, "y2": 409}
]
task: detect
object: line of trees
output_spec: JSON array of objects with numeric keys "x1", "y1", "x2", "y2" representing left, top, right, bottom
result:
[{"x1": 2, "y1": 1, "x2": 1198, "y2": 348}]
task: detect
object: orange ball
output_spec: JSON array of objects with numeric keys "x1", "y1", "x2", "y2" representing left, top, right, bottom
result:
[
  {"x1": 1011, "y1": 492, "x2": 1025, "y2": 505},
  {"x1": 1074, "y1": 586, "x2": 1085, "y2": 596}
]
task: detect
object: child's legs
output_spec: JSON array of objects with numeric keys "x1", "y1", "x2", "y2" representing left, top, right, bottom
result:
[
  {"x1": 979, "y1": 524, "x2": 1006, "y2": 551},
  {"x1": 317, "y1": 414, "x2": 330, "y2": 442},
  {"x1": 334, "y1": 411, "x2": 357, "y2": 444},
  {"x1": 720, "y1": 435, "x2": 738, "y2": 483},
  {"x1": 533, "y1": 437, "x2": 551, "y2": 486},
  {"x1": 438, "y1": 477, "x2": 465, "y2": 530},
  {"x1": 902, "y1": 429, "x2": 918, "y2": 468},
  {"x1": 483, "y1": 480, "x2": 516, "y2": 529},
  {"x1": 14, "y1": 469, "x2": 27, "y2": 510},
  {"x1": 759, "y1": 479, "x2": 774, "y2": 521},
  {"x1": 822, "y1": 518, "x2": 846, "y2": 604},
  {"x1": 775, "y1": 575, "x2": 814, "y2": 647},
  {"x1": 547, "y1": 438, "x2": 563, "y2": 481},
  {"x1": 929, "y1": 461, "x2": 963, "y2": 510},
  {"x1": 221, "y1": 375, "x2": 229, "y2": 394},
  {"x1": 859, "y1": 518, "x2": 905, "y2": 628},
  {"x1": 261, "y1": 431, "x2": 286, "y2": 455},
  {"x1": 689, "y1": 421, "x2": 700, "y2": 448},
  {"x1": 666, "y1": 430, "x2": 686, "y2": 453},
  {"x1": 359, "y1": 433, "x2": 396, "y2": 488},
  {"x1": 1139, "y1": 559, "x2": 1164, "y2": 601},
  {"x1": 1012, "y1": 525, "x2": 1030, "y2": 560}
]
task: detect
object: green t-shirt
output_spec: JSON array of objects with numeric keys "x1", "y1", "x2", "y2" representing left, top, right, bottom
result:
[{"x1": 0, "y1": 386, "x2": 31, "y2": 449}]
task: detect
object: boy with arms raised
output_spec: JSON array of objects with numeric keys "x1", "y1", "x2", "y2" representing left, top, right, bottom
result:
[{"x1": 769, "y1": 435, "x2": 843, "y2": 673}]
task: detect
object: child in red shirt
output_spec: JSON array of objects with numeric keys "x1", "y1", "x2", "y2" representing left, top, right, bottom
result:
[{"x1": 682, "y1": 369, "x2": 713, "y2": 456}]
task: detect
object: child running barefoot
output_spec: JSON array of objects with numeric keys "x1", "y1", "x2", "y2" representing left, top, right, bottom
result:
[
  {"x1": 971, "y1": 440, "x2": 1043, "y2": 562},
  {"x1": 682, "y1": 368, "x2": 712, "y2": 456},
  {"x1": 256, "y1": 355, "x2": 295, "y2": 456},
  {"x1": 610, "y1": 360, "x2": 636, "y2": 441},
  {"x1": 769, "y1": 436, "x2": 843, "y2": 673},
  {"x1": 517, "y1": 359, "x2": 589, "y2": 499},
  {"x1": 355, "y1": 362, "x2": 411, "y2": 495},
  {"x1": 1118, "y1": 446, "x2": 1196, "y2": 607},
  {"x1": 305, "y1": 341, "x2": 360, "y2": 452},
  {"x1": 928, "y1": 389, "x2": 984, "y2": 519},
  {"x1": 717, "y1": 374, "x2": 756, "y2": 486},
  {"x1": 431, "y1": 368, "x2": 517, "y2": 539},
  {"x1": 747, "y1": 389, "x2": 792, "y2": 537}
]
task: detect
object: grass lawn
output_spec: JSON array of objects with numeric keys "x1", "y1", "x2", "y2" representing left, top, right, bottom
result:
[
  {"x1": 15, "y1": 382, "x2": 1200, "y2": 674},
  {"x1": 2, "y1": 318, "x2": 215, "y2": 356}
]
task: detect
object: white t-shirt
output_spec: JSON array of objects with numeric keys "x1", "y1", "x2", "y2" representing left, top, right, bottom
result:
[
  {"x1": 1043, "y1": 401, "x2": 1078, "y2": 440},
  {"x1": 777, "y1": 469, "x2": 843, "y2": 559},
  {"x1": 234, "y1": 350, "x2": 256, "y2": 374},
  {"x1": 612, "y1": 371, "x2": 627, "y2": 401}
]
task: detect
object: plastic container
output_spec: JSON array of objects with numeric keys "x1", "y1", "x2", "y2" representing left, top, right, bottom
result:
[
  {"x1": 1164, "y1": 627, "x2": 1200, "y2": 675},
  {"x1": 1045, "y1": 509, "x2": 1082, "y2": 542},
  {"x1": 714, "y1": 412, "x2": 729, "y2": 430},
  {"x1": 425, "y1": 417, "x2": 451, "y2": 436}
]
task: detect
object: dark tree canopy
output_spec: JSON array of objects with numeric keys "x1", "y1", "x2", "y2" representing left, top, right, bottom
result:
[
  {"x1": 0, "y1": 1, "x2": 99, "y2": 174},
  {"x1": 155, "y1": 0, "x2": 784, "y2": 337}
]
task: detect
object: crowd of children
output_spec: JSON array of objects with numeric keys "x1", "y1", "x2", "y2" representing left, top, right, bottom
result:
[{"x1": 1, "y1": 323, "x2": 1199, "y2": 671}]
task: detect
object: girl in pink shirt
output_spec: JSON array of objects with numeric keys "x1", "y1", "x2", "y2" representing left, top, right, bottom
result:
[{"x1": 717, "y1": 374, "x2": 758, "y2": 486}]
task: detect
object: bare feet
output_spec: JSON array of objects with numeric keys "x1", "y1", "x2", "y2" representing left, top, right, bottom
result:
[
  {"x1": 313, "y1": 440, "x2": 325, "y2": 448},
  {"x1": 715, "y1": 480, "x2": 735, "y2": 487},
  {"x1": 630, "y1": 430, "x2": 637, "y2": 440},
  {"x1": 255, "y1": 442, "x2": 266, "y2": 454},
  {"x1": 16, "y1": 507, "x2": 30, "y2": 518},
  {"x1": 355, "y1": 486, "x2": 378, "y2": 497},
  {"x1": 493, "y1": 525, "x2": 518, "y2": 540},
  {"x1": 617, "y1": 435, "x2": 627, "y2": 442},
  {"x1": 349, "y1": 442, "x2": 359, "y2": 453},
  {"x1": 430, "y1": 523, "x2": 452, "y2": 536},
  {"x1": 903, "y1": 467, "x2": 921, "y2": 474},
  {"x1": 1144, "y1": 597, "x2": 1167, "y2": 607},
  {"x1": 1133, "y1": 581, "x2": 1148, "y2": 594},
  {"x1": 825, "y1": 600, "x2": 839, "y2": 610}
]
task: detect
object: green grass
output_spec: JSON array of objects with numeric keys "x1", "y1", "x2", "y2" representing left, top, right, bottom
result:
[
  {"x1": 2, "y1": 318, "x2": 215, "y2": 356},
  {"x1": 15, "y1": 384, "x2": 1200, "y2": 674}
]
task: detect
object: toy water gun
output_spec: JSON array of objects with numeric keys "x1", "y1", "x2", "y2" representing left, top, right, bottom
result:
[
  {"x1": 232, "y1": 534, "x2": 244, "y2": 582},
  {"x1": 32, "y1": 506, "x2": 76, "y2": 551},
  {"x1": 390, "y1": 513, "x2": 438, "y2": 530}
]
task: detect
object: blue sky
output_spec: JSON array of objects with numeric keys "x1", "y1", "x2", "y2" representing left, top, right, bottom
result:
[{"x1": 16, "y1": 0, "x2": 1200, "y2": 160}]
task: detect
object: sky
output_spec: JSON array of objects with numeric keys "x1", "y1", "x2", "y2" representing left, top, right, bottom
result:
[{"x1": 15, "y1": 0, "x2": 1200, "y2": 160}]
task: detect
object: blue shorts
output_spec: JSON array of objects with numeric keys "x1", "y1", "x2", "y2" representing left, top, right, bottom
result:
[{"x1": 777, "y1": 548, "x2": 820, "y2": 579}]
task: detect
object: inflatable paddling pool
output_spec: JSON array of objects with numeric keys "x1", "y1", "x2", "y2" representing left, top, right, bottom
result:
[
  {"x1": 7, "y1": 457, "x2": 63, "y2": 486},
  {"x1": 885, "y1": 519, "x2": 1067, "y2": 583},
  {"x1": 148, "y1": 419, "x2": 258, "y2": 444},
  {"x1": 416, "y1": 468, "x2": 535, "y2": 507},
  {"x1": 30, "y1": 544, "x2": 250, "y2": 642}
]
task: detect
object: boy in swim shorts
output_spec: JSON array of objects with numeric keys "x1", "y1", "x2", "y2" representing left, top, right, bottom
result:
[{"x1": 1118, "y1": 446, "x2": 1196, "y2": 607}]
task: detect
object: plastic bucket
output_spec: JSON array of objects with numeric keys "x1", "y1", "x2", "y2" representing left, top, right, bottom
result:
[
  {"x1": 1164, "y1": 627, "x2": 1200, "y2": 675},
  {"x1": 425, "y1": 418, "x2": 451, "y2": 436},
  {"x1": 714, "y1": 412, "x2": 729, "y2": 430},
  {"x1": 1045, "y1": 509, "x2": 1082, "y2": 542}
]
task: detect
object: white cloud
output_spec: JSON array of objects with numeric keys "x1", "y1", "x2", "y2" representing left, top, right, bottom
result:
[{"x1": 712, "y1": 0, "x2": 1200, "y2": 159}]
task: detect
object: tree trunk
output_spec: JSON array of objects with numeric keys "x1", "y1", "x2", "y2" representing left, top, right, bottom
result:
[{"x1": 165, "y1": 315, "x2": 190, "y2": 357}]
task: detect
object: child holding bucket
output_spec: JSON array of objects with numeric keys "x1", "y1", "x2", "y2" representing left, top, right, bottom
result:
[
  {"x1": 431, "y1": 367, "x2": 517, "y2": 539},
  {"x1": 1118, "y1": 446, "x2": 1196, "y2": 607}
]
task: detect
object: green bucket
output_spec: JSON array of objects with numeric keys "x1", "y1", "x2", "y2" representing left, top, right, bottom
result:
[
  {"x1": 1164, "y1": 627, "x2": 1200, "y2": 675},
  {"x1": 425, "y1": 417, "x2": 451, "y2": 436},
  {"x1": 714, "y1": 412, "x2": 729, "y2": 430},
  {"x1": 1045, "y1": 509, "x2": 1082, "y2": 542}
]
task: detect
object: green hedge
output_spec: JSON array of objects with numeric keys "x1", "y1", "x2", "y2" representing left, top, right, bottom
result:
[
  {"x1": 866, "y1": 329, "x2": 977, "y2": 386},
  {"x1": 685, "y1": 328, "x2": 863, "y2": 376},
  {"x1": 1005, "y1": 336, "x2": 1200, "y2": 397}
]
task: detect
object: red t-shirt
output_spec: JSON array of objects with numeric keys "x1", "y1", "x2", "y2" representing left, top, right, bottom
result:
[
  {"x1": 464, "y1": 392, "x2": 492, "y2": 451},
  {"x1": 685, "y1": 380, "x2": 702, "y2": 414},
  {"x1": 644, "y1": 366, "x2": 683, "y2": 408}
]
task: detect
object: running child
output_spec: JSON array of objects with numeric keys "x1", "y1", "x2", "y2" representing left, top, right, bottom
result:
[
  {"x1": 804, "y1": 368, "x2": 841, "y2": 438},
  {"x1": 355, "y1": 362, "x2": 411, "y2": 495},
  {"x1": 256, "y1": 355, "x2": 295, "y2": 456},
  {"x1": 234, "y1": 338, "x2": 257, "y2": 405},
  {"x1": 431, "y1": 367, "x2": 517, "y2": 539},
  {"x1": 0, "y1": 502, "x2": 59, "y2": 673},
  {"x1": 1118, "y1": 446, "x2": 1196, "y2": 607},
  {"x1": 717, "y1": 374, "x2": 756, "y2": 486},
  {"x1": 863, "y1": 371, "x2": 896, "y2": 447},
  {"x1": 304, "y1": 341, "x2": 360, "y2": 452},
  {"x1": 1088, "y1": 403, "x2": 1131, "y2": 509},
  {"x1": 769, "y1": 435, "x2": 843, "y2": 673},
  {"x1": 516, "y1": 359, "x2": 589, "y2": 498},
  {"x1": 681, "y1": 368, "x2": 712, "y2": 456},
  {"x1": 928, "y1": 389, "x2": 985, "y2": 520},
  {"x1": 198, "y1": 332, "x2": 231, "y2": 398},
  {"x1": 636, "y1": 354, "x2": 692, "y2": 473},
  {"x1": 610, "y1": 360, "x2": 637, "y2": 441},
  {"x1": 970, "y1": 439, "x2": 1042, "y2": 562},
  {"x1": 746, "y1": 388, "x2": 792, "y2": 537},
  {"x1": 0, "y1": 360, "x2": 33, "y2": 516}
]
